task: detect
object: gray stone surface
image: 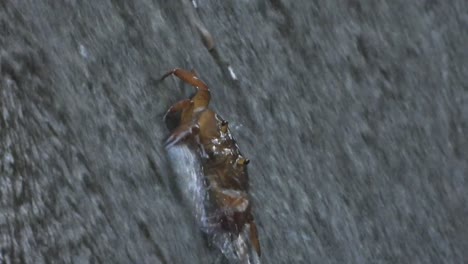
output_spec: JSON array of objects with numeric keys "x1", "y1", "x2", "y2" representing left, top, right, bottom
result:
[{"x1": 1, "y1": 0, "x2": 467, "y2": 263}]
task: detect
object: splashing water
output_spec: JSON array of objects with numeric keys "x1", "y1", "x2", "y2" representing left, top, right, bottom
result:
[{"x1": 167, "y1": 144, "x2": 207, "y2": 229}]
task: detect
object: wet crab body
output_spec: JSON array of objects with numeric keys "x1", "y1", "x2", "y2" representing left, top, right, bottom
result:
[{"x1": 161, "y1": 68, "x2": 261, "y2": 262}]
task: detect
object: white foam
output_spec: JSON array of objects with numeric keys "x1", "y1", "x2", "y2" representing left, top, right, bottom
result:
[{"x1": 167, "y1": 145, "x2": 207, "y2": 228}]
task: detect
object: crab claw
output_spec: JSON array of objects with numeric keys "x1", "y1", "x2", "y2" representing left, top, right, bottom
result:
[
  {"x1": 165, "y1": 124, "x2": 200, "y2": 148},
  {"x1": 163, "y1": 99, "x2": 193, "y2": 123},
  {"x1": 160, "y1": 68, "x2": 211, "y2": 109}
]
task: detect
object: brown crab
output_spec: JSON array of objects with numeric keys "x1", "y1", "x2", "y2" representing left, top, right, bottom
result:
[{"x1": 161, "y1": 68, "x2": 261, "y2": 262}]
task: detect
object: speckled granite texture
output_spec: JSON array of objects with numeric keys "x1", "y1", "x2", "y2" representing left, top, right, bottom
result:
[{"x1": 1, "y1": 1, "x2": 467, "y2": 263}]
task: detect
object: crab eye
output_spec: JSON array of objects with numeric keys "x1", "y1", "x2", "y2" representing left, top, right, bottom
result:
[{"x1": 236, "y1": 157, "x2": 250, "y2": 165}]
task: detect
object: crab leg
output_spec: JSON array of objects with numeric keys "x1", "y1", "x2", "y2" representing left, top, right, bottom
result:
[
  {"x1": 249, "y1": 221, "x2": 261, "y2": 256},
  {"x1": 165, "y1": 123, "x2": 200, "y2": 148},
  {"x1": 161, "y1": 68, "x2": 211, "y2": 108},
  {"x1": 163, "y1": 99, "x2": 193, "y2": 123}
]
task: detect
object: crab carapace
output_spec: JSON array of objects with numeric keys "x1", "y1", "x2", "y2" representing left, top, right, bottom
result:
[{"x1": 161, "y1": 68, "x2": 261, "y2": 262}]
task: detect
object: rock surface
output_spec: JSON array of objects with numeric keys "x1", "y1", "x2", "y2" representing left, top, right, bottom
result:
[{"x1": 1, "y1": 0, "x2": 467, "y2": 263}]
